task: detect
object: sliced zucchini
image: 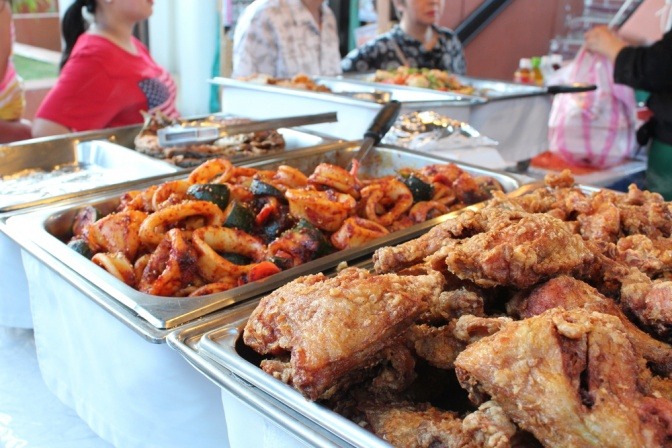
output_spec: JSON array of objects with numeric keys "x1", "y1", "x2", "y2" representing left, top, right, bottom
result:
[
  {"x1": 187, "y1": 183, "x2": 230, "y2": 210},
  {"x1": 67, "y1": 239, "x2": 94, "y2": 259},
  {"x1": 293, "y1": 219, "x2": 334, "y2": 258},
  {"x1": 220, "y1": 252, "x2": 252, "y2": 265},
  {"x1": 250, "y1": 179, "x2": 284, "y2": 200},
  {"x1": 402, "y1": 173, "x2": 433, "y2": 202},
  {"x1": 223, "y1": 200, "x2": 255, "y2": 232}
]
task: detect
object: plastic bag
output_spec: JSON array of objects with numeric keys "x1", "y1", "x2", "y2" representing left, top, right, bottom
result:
[{"x1": 547, "y1": 47, "x2": 637, "y2": 169}]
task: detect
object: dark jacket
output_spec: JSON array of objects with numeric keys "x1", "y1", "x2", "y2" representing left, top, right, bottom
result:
[{"x1": 614, "y1": 29, "x2": 672, "y2": 144}]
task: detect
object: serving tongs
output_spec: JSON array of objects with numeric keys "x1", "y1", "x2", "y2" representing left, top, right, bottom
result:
[
  {"x1": 157, "y1": 112, "x2": 338, "y2": 147},
  {"x1": 348, "y1": 100, "x2": 402, "y2": 170}
]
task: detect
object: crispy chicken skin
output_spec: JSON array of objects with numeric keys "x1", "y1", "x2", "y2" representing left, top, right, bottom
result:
[
  {"x1": 372, "y1": 205, "x2": 525, "y2": 274},
  {"x1": 427, "y1": 211, "x2": 596, "y2": 289},
  {"x1": 243, "y1": 267, "x2": 444, "y2": 400},
  {"x1": 360, "y1": 399, "x2": 519, "y2": 448},
  {"x1": 511, "y1": 275, "x2": 672, "y2": 374},
  {"x1": 455, "y1": 308, "x2": 672, "y2": 448}
]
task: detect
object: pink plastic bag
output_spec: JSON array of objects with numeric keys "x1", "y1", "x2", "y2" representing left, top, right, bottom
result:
[{"x1": 548, "y1": 47, "x2": 637, "y2": 169}]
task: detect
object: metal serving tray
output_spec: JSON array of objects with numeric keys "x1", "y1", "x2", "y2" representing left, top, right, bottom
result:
[
  {"x1": 166, "y1": 300, "x2": 372, "y2": 448},
  {"x1": 214, "y1": 76, "x2": 552, "y2": 164},
  {"x1": 0, "y1": 138, "x2": 182, "y2": 213},
  {"x1": 6, "y1": 142, "x2": 519, "y2": 337},
  {"x1": 190, "y1": 303, "x2": 395, "y2": 447},
  {"x1": 331, "y1": 73, "x2": 549, "y2": 101}
]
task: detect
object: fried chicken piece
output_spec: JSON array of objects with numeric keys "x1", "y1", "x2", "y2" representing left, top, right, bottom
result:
[
  {"x1": 408, "y1": 322, "x2": 464, "y2": 370},
  {"x1": 453, "y1": 315, "x2": 513, "y2": 344},
  {"x1": 427, "y1": 211, "x2": 596, "y2": 289},
  {"x1": 243, "y1": 267, "x2": 444, "y2": 400},
  {"x1": 362, "y1": 400, "x2": 464, "y2": 448},
  {"x1": 408, "y1": 315, "x2": 511, "y2": 371},
  {"x1": 620, "y1": 268, "x2": 672, "y2": 341},
  {"x1": 372, "y1": 205, "x2": 527, "y2": 274},
  {"x1": 360, "y1": 399, "x2": 521, "y2": 448},
  {"x1": 455, "y1": 308, "x2": 672, "y2": 448},
  {"x1": 460, "y1": 401, "x2": 523, "y2": 448},
  {"x1": 615, "y1": 235, "x2": 672, "y2": 276},
  {"x1": 510, "y1": 275, "x2": 672, "y2": 376},
  {"x1": 421, "y1": 287, "x2": 486, "y2": 324}
]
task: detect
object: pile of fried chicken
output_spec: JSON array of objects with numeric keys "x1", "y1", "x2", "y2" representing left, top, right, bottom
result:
[{"x1": 243, "y1": 170, "x2": 672, "y2": 448}]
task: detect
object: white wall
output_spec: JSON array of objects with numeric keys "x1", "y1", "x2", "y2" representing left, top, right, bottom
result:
[{"x1": 59, "y1": 0, "x2": 220, "y2": 117}]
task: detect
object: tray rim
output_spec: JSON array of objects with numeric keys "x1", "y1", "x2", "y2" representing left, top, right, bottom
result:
[{"x1": 5, "y1": 142, "x2": 522, "y2": 339}]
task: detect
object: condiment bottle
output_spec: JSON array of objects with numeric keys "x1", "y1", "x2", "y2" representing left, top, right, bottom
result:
[
  {"x1": 514, "y1": 58, "x2": 533, "y2": 84},
  {"x1": 530, "y1": 56, "x2": 544, "y2": 86}
]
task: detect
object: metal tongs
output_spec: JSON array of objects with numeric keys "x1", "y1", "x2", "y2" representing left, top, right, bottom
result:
[
  {"x1": 348, "y1": 100, "x2": 402, "y2": 170},
  {"x1": 157, "y1": 112, "x2": 338, "y2": 147}
]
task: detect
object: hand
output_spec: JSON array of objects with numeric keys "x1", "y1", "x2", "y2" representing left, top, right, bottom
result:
[{"x1": 584, "y1": 25, "x2": 628, "y2": 63}]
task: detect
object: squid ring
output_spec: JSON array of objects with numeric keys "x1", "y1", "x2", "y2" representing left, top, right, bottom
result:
[
  {"x1": 92, "y1": 252, "x2": 136, "y2": 286},
  {"x1": 137, "y1": 229, "x2": 198, "y2": 296},
  {"x1": 330, "y1": 217, "x2": 390, "y2": 250},
  {"x1": 192, "y1": 226, "x2": 267, "y2": 283},
  {"x1": 408, "y1": 200, "x2": 449, "y2": 223},
  {"x1": 360, "y1": 179, "x2": 413, "y2": 227},
  {"x1": 139, "y1": 200, "x2": 225, "y2": 247},
  {"x1": 273, "y1": 165, "x2": 308, "y2": 190},
  {"x1": 308, "y1": 163, "x2": 360, "y2": 199},
  {"x1": 285, "y1": 188, "x2": 356, "y2": 232},
  {"x1": 152, "y1": 179, "x2": 191, "y2": 211},
  {"x1": 188, "y1": 158, "x2": 235, "y2": 184}
]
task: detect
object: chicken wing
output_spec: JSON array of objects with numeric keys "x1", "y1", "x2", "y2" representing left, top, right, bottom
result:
[
  {"x1": 510, "y1": 275, "x2": 672, "y2": 375},
  {"x1": 427, "y1": 211, "x2": 596, "y2": 289},
  {"x1": 455, "y1": 308, "x2": 672, "y2": 448},
  {"x1": 243, "y1": 266, "x2": 444, "y2": 400}
]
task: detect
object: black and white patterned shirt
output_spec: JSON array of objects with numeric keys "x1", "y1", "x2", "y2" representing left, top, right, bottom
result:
[{"x1": 341, "y1": 25, "x2": 466, "y2": 75}]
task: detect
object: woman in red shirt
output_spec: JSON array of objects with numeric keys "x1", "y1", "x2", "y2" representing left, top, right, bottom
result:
[{"x1": 32, "y1": 0, "x2": 179, "y2": 137}]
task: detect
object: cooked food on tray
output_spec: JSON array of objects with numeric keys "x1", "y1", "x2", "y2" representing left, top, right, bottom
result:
[
  {"x1": 372, "y1": 67, "x2": 476, "y2": 95},
  {"x1": 238, "y1": 73, "x2": 332, "y2": 92},
  {"x1": 134, "y1": 112, "x2": 286, "y2": 167},
  {"x1": 241, "y1": 170, "x2": 672, "y2": 448},
  {"x1": 65, "y1": 157, "x2": 503, "y2": 297}
]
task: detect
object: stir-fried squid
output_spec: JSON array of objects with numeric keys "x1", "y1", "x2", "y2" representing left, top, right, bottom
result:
[{"x1": 68, "y1": 157, "x2": 503, "y2": 297}]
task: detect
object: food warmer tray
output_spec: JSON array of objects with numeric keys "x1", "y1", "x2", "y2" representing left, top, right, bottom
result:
[
  {"x1": 212, "y1": 76, "x2": 551, "y2": 164},
  {"x1": 166, "y1": 300, "x2": 372, "y2": 448},
  {"x1": 165, "y1": 179, "x2": 605, "y2": 447},
  {"x1": 6, "y1": 141, "x2": 520, "y2": 340},
  {"x1": 0, "y1": 133, "x2": 184, "y2": 329},
  {"x1": 213, "y1": 77, "x2": 481, "y2": 140}
]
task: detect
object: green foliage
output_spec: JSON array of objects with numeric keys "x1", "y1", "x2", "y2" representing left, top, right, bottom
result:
[
  {"x1": 13, "y1": 54, "x2": 58, "y2": 80},
  {"x1": 12, "y1": 0, "x2": 57, "y2": 14}
]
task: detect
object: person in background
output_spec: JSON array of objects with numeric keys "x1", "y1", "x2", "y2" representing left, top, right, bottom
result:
[
  {"x1": 585, "y1": 24, "x2": 672, "y2": 200},
  {"x1": 231, "y1": 0, "x2": 342, "y2": 79},
  {"x1": 32, "y1": 0, "x2": 178, "y2": 138},
  {"x1": 0, "y1": 0, "x2": 31, "y2": 143},
  {"x1": 341, "y1": 0, "x2": 465, "y2": 74}
]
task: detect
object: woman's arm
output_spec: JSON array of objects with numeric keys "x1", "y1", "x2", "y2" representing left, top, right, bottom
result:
[
  {"x1": 0, "y1": 1, "x2": 12, "y2": 81},
  {"x1": 32, "y1": 117, "x2": 72, "y2": 138}
]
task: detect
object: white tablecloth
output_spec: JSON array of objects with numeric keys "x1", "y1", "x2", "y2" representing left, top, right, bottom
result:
[
  {"x1": 22, "y1": 251, "x2": 229, "y2": 448},
  {"x1": 0, "y1": 232, "x2": 32, "y2": 328}
]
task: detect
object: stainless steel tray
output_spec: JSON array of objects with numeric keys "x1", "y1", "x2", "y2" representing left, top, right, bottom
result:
[
  {"x1": 213, "y1": 76, "x2": 552, "y2": 164},
  {"x1": 329, "y1": 73, "x2": 549, "y2": 101},
  {"x1": 167, "y1": 294, "x2": 393, "y2": 448},
  {"x1": 0, "y1": 139, "x2": 182, "y2": 213},
  {"x1": 167, "y1": 300, "x2": 370, "y2": 448},
  {"x1": 6, "y1": 142, "x2": 520, "y2": 337}
]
